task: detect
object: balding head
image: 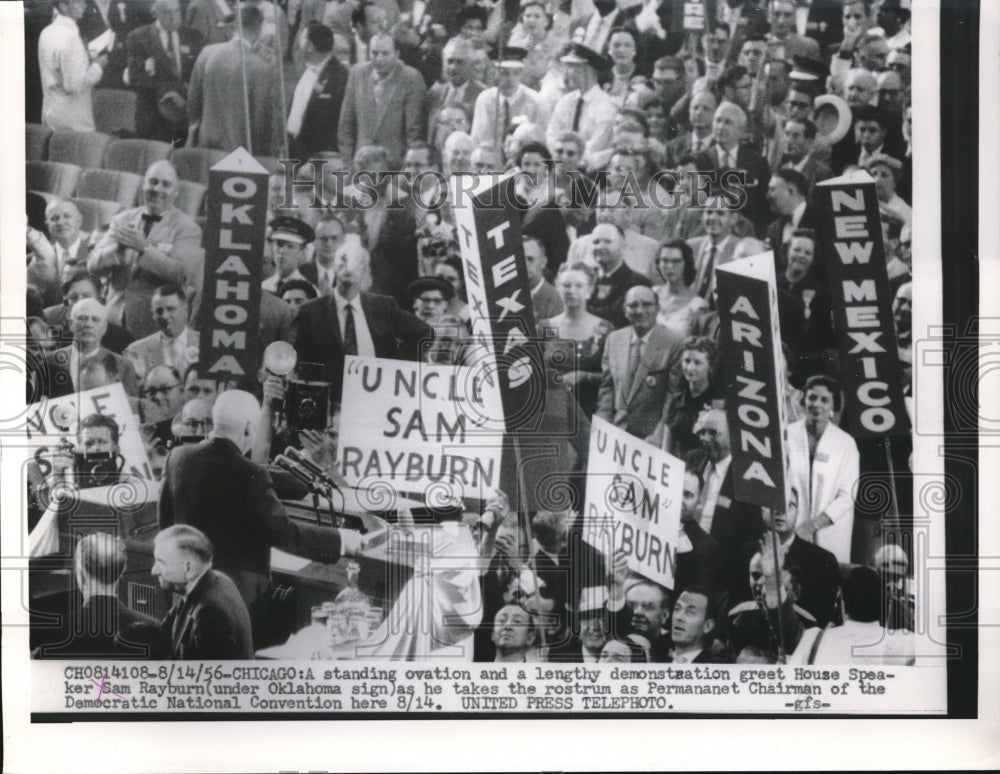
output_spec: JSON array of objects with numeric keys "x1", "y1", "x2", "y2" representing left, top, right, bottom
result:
[
  {"x1": 75, "y1": 532, "x2": 127, "y2": 598},
  {"x1": 624, "y1": 285, "x2": 658, "y2": 336},
  {"x1": 712, "y1": 101, "x2": 747, "y2": 150},
  {"x1": 211, "y1": 390, "x2": 261, "y2": 452},
  {"x1": 45, "y1": 199, "x2": 83, "y2": 245},
  {"x1": 143, "y1": 160, "x2": 179, "y2": 215},
  {"x1": 444, "y1": 131, "x2": 474, "y2": 175},
  {"x1": 845, "y1": 68, "x2": 878, "y2": 109},
  {"x1": 590, "y1": 223, "x2": 624, "y2": 273},
  {"x1": 69, "y1": 298, "x2": 107, "y2": 351},
  {"x1": 333, "y1": 236, "x2": 371, "y2": 299}
]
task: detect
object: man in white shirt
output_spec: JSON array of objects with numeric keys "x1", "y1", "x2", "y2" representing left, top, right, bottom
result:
[
  {"x1": 470, "y1": 47, "x2": 545, "y2": 149},
  {"x1": 38, "y1": 0, "x2": 108, "y2": 131},
  {"x1": 124, "y1": 284, "x2": 200, "y2": 382},
  {"x1": 546, "y1": 43, "x2": 616, "y2": 173},
  {"x1": 287, "y1": 21, "x2": 348, "y2": 161},
  {"x1": 261, "y1": 216, "x2": 317, "y2": 294}
]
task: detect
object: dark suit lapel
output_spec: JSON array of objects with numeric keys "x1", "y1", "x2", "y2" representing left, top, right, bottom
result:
[{"x1": 322, "y1": 295, "x2": 344, "y2": 348}]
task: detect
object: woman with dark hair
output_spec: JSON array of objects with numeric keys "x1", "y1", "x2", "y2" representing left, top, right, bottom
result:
[
  {"x1": 434, "y1": 254, "x2": 470, "y2": 322},
  {"x1": 506, "y1": 0, "x2": 565, "y2": 90},
  {"x1": 649, "y1": 335, "x2": 722, "y2": 457},
  {"x1": 538, "y1": 262, "x2": 614, "y2": 418},
  {"x1": 786, "y1": 374, "x2": 860, "y2": 564},
  {"x1": 599, "y1": 633, "x2": 651, "y2": 663},
  {"x1": 652, "y1": 239, "x2": 709, "y2": 336}
]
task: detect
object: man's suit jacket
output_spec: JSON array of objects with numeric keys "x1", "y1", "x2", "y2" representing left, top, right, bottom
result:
[
  {"x1": 597, "y1": 324, "x2": 684, "y2": 439},
  {"x1": 731, "y1": 536, "x2": 841, "y2": 628},
  {"x1": 32, "y1": 591, "x2": 161, "y2": 659},
  {"x1": 126, "y1": 23, "x2": 205, "y2": 138},
  {"x1": 778, "y1": 155, "x2": 834, "y2": 194},
  {"x1": 162, "y1": 569, "x2": 254, "y2": 659},
  {"x1": 89, "y1": 206, "x2": 203, "y2": 338},
  {"x1": 337, "y1": 61, "x2": 427, "y2": 164},
  {"x1": 188, "y1": 37, "x2": 275, "y2": 154},
  {"x1": 587, "y1": 262, "x2": 652, "y2": 330},
  {"x1": 830, "y1": 119, "x2": 907, "y2": 176},
  {"x1": 341, "y1": 201, "x2": 420, "y2": 306},
  {"x1": 289, "y1": 55, "x2": 350, "y2": 161},
  {"x1": 685, "y1": 449, "x2": 766, "y2": 551},
  {"x1": 674, "y1": 519, "x2": 726, "y2": 596},
  {"x1": 78, "y1": 0, "x2": 154, "y2": 87},
  {"x1": 290, "y1": 292, "x2": 431, "y2": 399},
  {"x1": 694, "y1": 145, "x2": 772, "y2": 237},
  {"x1": 43, "y1": 345, "x2": 138, "y2": 398},
  {"x1": 159, "y1": 437, "x2": 345, "y2": 604},
  {"x1": 685, "y1": 234, "x2": 740, "y2": 300},
  {"x1": 532, "y1": 280, "x2": 564, "y2": 320},
  {"x1": 123, "y1": 328, "x2": 200, "y2": 382},
  {"x1": 425, "y1": 78, "x2": 486, "y2": 139},
  {"x1": 665, "y1": 132, "x2": 712, "y2": 168},
  {"x1": 185, "y1": 0, "x2": 234, "y2": 45}
]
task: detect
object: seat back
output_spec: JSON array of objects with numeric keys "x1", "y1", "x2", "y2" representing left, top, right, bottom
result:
[
  {"x1": 103, "y1": 138, "x2": 173, "y2": 175},
  {"x1": 72, "y1": 197, "x2": 125, "y2": 232},
  {"x1": 26, "y1": 123, "x2": 53, "y2": 161},
  {"x1": 171, "y1": 180, "x2": 208, "y2": 219},
  {"x1": 93, "y1": 89, "x2": 139, "y2": 136},
  {"x1": 26, "y1": 160, "x2": 82, "y2": 199},
  {"x1": 168, "y1": 146, "x2": 227, "y2": 185},
  {"x1": 48, "y1": 131, "x2": 112, "y2": 169},
  {"x1": 75, "y1": 168, "x2": 144, "y2": 208}
]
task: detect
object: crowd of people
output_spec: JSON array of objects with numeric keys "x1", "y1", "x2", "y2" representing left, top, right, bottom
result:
[{"x1": 26, "y1": 0, "x2": 917, "y2": 665}]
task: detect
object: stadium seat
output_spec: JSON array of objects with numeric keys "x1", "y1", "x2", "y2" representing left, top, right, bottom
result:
[
  {"x1": 103, "y1": 138, "x2": 172, "y2": 175},
  {"x1": 26, "y1": 160, "x2": 82, "y2": 199},
  {"x1": 26, "y1": 123, "x2": 52, "y2": 161},
  {"x1": 92, "y1": 88, "x2": 139, "y2": 136},
  {"x1": 255, "y1": 155, "x2": 281, "y2": 174},
  {"x1": 47, "y1": 130, "x2": 112, "y2": 169},
  {"x1": 75, "y1": 168, "x2": 144, "y2": 208},
  {"x1": 172, "y1": 180, "x2": 207, "y2": 219},
  {"x1": 168, "y1": 146, "x2": 227, "y2": 185},
  {"x1": 72, "y1": 197, "x2": 124, "y2": 232}
]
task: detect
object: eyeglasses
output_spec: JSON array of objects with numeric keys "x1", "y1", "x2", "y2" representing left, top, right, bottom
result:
[{"x1": 144, "y1": 384, "x2": 181, "y2": 396}]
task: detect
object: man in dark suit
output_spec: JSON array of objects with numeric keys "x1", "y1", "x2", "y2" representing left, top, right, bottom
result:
[
  {"x1": 776, "y1": 229, "x2": 835, "y2": 380},
  {"x1": 730, "y1": 484, "x2": 841, "y2": 628},
  {"x1": 764, "y1": 167, "x2": 819, "y2": 274},
  {"x1": 78, "y1": 0, "x2": 154, "y2": 87},
  {"x1": 290, "y1": 238, "x2": 431, "y2": 399},
  {"x1": 684, "y1": 407, "x2": 765, "y2": 552},
  {"x1": 33, "y1": 532, "x2": 161, "y2": 659},
  {"x1": 45, "y1": 271, "x2": 135, "y2": 355},
  {"x1": 665, "y1": 89, "x2": 717, "y2": 168},
  {"x1": 766, "y1": 0, "x2": 822, "y2": 61},
  {"x1": 694, "y1": 101, "x2": 771, "y2": 238},
  {"x1": 523, "y1": 232, "x2": 563, "y2": 320},
  {"x1": 158, "y1": 390, "x2": 368, "y2": 646},
  {"x1": 287, "y1": 22, "x2": 349, "y2": 161},
  {"x1": 425, "y1": 36, "x2": 485, "y2": 141},
  {"x1": 43, "y1": 298, "x2": 138, "y2": 398},
  {"x1": 586, "y1": 223, "x2": 651, "y2": 330},
  {"x1": 597, "y1": 286, "x2": 684, "y2": 440},
  {"x1": 153, "y1": 524, "x2": 254, "y2": 659},
  {"x1": 675, "y1": 468, "x2": 726, "y2": 596},
  {"x1": 666, "y1": 587, "x2": 725, "y2": 663},
  {"x1": 778, "y1": 116, "x2": 833, "y2": 192},
  {"x1": 337, "y1": 32, "x2": 427, "y2": 165},
  {"x1": 184, "y1": 0, "x2": 234, "y2": 46},
  {"x1": 126, "y1": 0, "x2": 205, "y2": 143}
]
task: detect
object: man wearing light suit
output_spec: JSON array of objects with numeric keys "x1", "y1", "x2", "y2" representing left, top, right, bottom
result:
[
  {"x1": 88, "y1": 160, "x2": 202, "y2": 339},
  {"x1": 124, "y1": 284, "x2": 200, "y2": 382},
  {"x1": 685, "y1": 199, "x2": 740, "y2": 302},
  {"x1": 290, "y1": 239, "x2": 431, "y2": 400},
  {"x1": 596, "y1": 286, "x2": 684, "y2": 440},
  {"x1": 337, "y1": 32, "x2": 427, "y2": 165},
  {"x1": 184, "y1": 0, "x2": 234, "y2": 45},
  {"x1": 126, "y1": 0, "x2": 205, "y2": 143},
  {"x1": 187, "y1": 5, "x2": 274, "y2": 154}
]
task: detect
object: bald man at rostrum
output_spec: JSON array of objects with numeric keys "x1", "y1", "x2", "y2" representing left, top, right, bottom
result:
[{"x1": 158, "y1": 389, "x2": 367, "y2": 646}]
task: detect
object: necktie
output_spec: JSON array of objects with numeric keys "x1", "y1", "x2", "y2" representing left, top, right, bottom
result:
[
  {"x1": 141, "y1": 212, "x2": 162, "y2": 237},
  {"x1": 572, "y1": 95, "x2": 585, "y2": 132},
  {"x1": 625, "y1": 337, "x2": 643, "y2": 395},
  {"x1": 164, "y1": 31, "x2": 180, "y2": 74},
  {"x1": 696, "y1": 461, "x2": 714, "y2": 516},
  {"x1": 500, "y1": 97, "x2": 510, "y2": 142},
  {"x1": 343, "y1": 303, "x2": 358, "y2": 356},
  {"x1": 698, "y1": 243, "x2": 717, "y2": 298}
]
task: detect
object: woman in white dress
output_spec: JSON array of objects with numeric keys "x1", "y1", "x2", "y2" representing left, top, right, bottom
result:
[
  {"x1": 651, "y1": 240, "x2": 708, "y2": 336},
  {"x1": 786, "y1": 375, "x2": 861, "y2": 564}
]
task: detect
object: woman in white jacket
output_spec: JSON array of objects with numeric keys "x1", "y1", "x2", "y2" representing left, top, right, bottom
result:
[{"x1": 787, "y1": 375, "x2": 860, "y2": 564}]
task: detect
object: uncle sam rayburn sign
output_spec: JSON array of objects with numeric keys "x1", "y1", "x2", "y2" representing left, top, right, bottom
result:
[{"x1": 583, "y1": 416, "x2": 684, "y2": 588}]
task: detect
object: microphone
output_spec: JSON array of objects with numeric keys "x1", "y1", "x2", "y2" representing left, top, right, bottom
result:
[
  {"x1": 274, "y1": 454, "x2": 317, "y2": 490},
  {"x1": 284, "y1": 446, "x2": 341, "y2": 491}
]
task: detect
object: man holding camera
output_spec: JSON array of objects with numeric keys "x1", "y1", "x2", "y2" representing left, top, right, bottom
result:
[{"x1": 158, "y1": 389, "x2": 368, "y2": 648}]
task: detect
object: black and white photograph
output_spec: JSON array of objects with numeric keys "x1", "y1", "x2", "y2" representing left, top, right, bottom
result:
[{"x1": 1, "y1": 0, "x2": 994, "y2": 770}]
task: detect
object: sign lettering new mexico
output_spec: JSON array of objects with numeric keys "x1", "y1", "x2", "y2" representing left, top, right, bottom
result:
[{"x1": 815, "y1": 171, "x2": 910, "y2": 436}]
